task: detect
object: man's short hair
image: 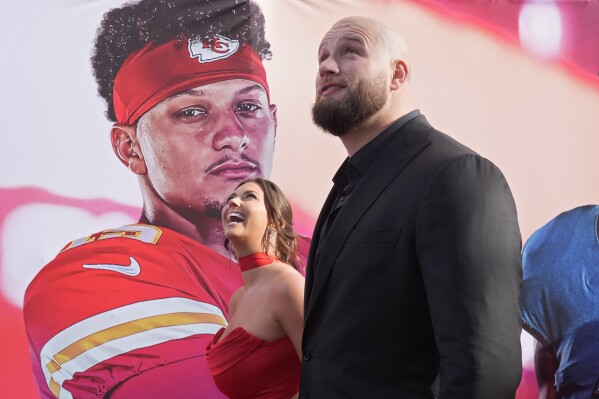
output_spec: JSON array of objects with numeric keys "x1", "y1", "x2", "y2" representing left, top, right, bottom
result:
[{"x1": 92, "y1": 0, "x2": 271, "y2": 122}]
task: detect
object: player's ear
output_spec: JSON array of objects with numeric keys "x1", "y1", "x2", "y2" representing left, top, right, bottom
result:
[
  {"x1": 269, "y1": 104, "x2": 278, "y2": 133},
  {"x1": 110, "y1": 124, "x2": 147, "y2": 175}
]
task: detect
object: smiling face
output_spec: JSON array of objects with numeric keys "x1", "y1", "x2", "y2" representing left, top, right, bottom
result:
[
  {"x1": 135, "y1": 79, "x2": 277, "y2": 217},
  {"x1": 312, "y1": 18, "x2": 391, "y2": 136},
  {"x1": 222, "y1": 182, "x2": 270, "y2": 254}
]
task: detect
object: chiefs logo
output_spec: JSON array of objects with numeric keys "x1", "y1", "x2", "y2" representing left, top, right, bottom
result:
[{"x1": 188, "y1": 34, "x2": 240, "y2": 63}]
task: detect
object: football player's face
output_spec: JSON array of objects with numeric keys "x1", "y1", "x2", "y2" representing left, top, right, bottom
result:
[{"x1": 136, "y1": 79, "x2": 277, "y2": 215}]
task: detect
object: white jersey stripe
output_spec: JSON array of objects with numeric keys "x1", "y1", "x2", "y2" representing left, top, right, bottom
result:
[
  {"x1": 58, "y1": 385, "x2": 72, "y2": 399},
  {"x1": 53, "y1": 322, "x2": 223, "y2": 390},
  {"x1": 42, "y1": 297, "x2": 224, "y2": 356},
  {"x1": 39, "y1": 298, "x2": 226, "y2": 397}
]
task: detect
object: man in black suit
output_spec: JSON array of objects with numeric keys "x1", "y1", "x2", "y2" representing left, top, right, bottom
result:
[{"x1": 299, "y1": 16, "x2": 522, "y2": 399}]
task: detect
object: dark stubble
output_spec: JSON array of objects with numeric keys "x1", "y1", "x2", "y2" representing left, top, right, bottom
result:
[{"x1": 311, "y1": 73, "x2": 388, "y2": 137}]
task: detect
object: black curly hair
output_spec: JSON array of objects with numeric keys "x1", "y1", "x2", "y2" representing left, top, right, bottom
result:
[{"x1": 91, "y1": 0, "x2": 272, "y2": 122}]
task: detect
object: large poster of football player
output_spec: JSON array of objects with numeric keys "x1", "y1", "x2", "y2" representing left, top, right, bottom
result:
[
  {"x1": 19, "y1": 1, "x2": 314, "y2": 398},
  {"x1": 18, "y1": 0, "x2": 314, "y2": 398}
]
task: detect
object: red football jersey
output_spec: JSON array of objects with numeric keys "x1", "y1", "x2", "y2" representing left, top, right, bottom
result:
[{"x1": 24, "y1": 224, "x2": 243, "y2": 399}]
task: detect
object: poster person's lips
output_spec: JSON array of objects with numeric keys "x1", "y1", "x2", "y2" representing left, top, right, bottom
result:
[{"x1": 206, "y1": 159, "x2": 259, "y2": 179}]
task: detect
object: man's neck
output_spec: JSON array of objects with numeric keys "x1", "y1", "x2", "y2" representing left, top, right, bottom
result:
[
  {"x1": 340, "y1": 106, "x2": 415, "y2": 157},
  {"x1": 139, "y1": 207, "x2": 229, "y2": 258}
]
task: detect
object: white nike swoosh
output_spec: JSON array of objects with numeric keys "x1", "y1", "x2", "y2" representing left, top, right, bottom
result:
[{"x1": 83, "y1": 257, "x2": 141, "y2": 276}]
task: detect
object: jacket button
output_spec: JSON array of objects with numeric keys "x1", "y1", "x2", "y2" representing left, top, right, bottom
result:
[{"x1": 303, "y1": 351, "x2": 311, "y2": 361}]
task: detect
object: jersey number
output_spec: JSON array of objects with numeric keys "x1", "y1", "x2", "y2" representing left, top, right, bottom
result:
[{"x1": 61, "y1": 224, "x2": 163, "y2": 252}]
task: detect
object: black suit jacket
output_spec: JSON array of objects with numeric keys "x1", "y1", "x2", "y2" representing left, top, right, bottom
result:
[{"x1": 300, "y1": 115, "x2": 522, "y2": 399}]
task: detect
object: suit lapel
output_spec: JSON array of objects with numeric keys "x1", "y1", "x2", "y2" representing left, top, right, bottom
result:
[
  {"x1": 304, "y1": 186, "x2": 338, "y2": 312},
  {"x1": 305, "y1": 116, "x2": 432, "y2": 320}
]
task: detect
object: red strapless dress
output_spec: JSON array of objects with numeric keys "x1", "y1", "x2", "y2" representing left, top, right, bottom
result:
[{"x1": 206, "y1": 327, "x2": 300, "y2": 398}]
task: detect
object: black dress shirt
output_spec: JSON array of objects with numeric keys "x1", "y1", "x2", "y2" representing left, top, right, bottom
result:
[{"x1": 318, "y1": 109, "x2": 421, "y2": 244}]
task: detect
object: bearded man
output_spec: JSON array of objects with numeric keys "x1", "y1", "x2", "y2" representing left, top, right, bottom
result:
[{"x1": 300, "y1": 16, "x2": 523, "y2": 399}]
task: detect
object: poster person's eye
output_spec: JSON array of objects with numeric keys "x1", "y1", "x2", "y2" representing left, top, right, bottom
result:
[
  {"x1": 234, "y1": 102, "x2": 261, "y2": 114},
  {"x1": 175, "y1": 107, "x2": 207, "y2": 119}
]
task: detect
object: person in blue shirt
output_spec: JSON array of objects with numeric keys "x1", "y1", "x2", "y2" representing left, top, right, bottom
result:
[{"x1": 521, "y1": 205, "x2": 599, "y2": 399}]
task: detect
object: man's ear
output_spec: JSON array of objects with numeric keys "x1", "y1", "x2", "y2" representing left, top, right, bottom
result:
[
  {"x1": 269, "y1": 104, "x2": 278, "y2": 132},
  {"x1": 110, "y1": 124, "x2": 147, "y2": 175},
  {"x1": 390, "y1": 60, "x2": 408, "y2": 91}
]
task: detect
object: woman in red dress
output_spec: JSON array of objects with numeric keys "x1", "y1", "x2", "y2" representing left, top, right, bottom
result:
[{"x1": 206, "y1": 178, "x2": 304, "y2": 399}]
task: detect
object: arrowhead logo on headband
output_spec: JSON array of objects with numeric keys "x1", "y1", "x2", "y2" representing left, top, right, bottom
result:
[{"x1": 188, "y1": 35, "x2": 240, "y2": 63}]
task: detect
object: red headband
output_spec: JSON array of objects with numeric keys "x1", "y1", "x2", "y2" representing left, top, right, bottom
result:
[{"x1": 113, "y1": 36, "x2": 269, "y2": 125}]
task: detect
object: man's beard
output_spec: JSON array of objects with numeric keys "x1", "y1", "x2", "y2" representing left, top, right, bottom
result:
[
  {"x1": 174, "y1": 199, "x2": 225, "y2": 224},
  {"x1": 203, "y1": 200, "x2": 226, "y2": 220},
  {"x1": 311, "y1": 73, "x2": 388, "y2": 137}
]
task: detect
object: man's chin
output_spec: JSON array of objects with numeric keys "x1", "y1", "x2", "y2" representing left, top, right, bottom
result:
[
  {"x1": 312, "y1": 107, "x2": 350, "y2": 137},
  {"x1": 315, "y1": 95, "x2": 344, "y2": 108},
  {"x1": 201, "y1": 200, "x2": 227, "y2": 220}
]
